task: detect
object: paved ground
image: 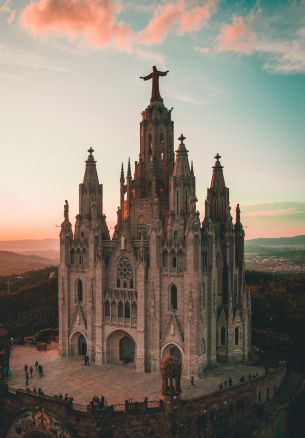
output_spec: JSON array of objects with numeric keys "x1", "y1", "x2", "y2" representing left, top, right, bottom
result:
[{"x1": 8, "y1": 344, "x2": 263, "y2": 407}]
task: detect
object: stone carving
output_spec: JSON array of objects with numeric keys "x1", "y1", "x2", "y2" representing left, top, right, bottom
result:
[{"x1": 161, "y1": 351, "x2": 182, "y2": 399}]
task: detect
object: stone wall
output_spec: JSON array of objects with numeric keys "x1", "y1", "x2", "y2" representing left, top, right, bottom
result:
[{"x1": 0, "y1": 364, "x2": 286, "y2": 438}]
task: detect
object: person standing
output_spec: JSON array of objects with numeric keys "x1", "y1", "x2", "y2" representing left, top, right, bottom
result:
[
  {"x1": 25, "y1": 372, "x2": 29, "y2": 386},
  {"x1": 24, "y1": 364, "x2": 28, "y2": 375},
  {"x1": 30, "y1": 366, "x2": 33, "y2": 378},
  {"x1": 35, "y1": 360, "x2": 39, "y2": 371}
]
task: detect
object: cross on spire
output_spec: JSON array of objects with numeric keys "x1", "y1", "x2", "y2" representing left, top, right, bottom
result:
[
  {"x1": 215, "y1": 153, "x2": 221, "y2": 161},
  {"x1": 88, "y1": 147, "x2": 94, "y2": 156},
  {"x1": 178, "y1": 133, "x2": 186, "y2": 143}
]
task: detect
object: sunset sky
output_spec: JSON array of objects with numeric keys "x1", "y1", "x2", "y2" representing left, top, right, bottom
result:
[{"x1": 0, "y1": 0, "x2": 304, "y2": 240}]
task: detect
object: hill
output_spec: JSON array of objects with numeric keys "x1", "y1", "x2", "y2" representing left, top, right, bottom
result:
[
  {"x1": 246, "y1": 235, "x2": 305, "y2": 248},
  {"x1": 245, "y1": 235, "x2": 305, "y2": 272},
  {"x1": 0, "y1": 251, "x2": 56, "y2": 275},
  {"x1": 0, "y1": 267, "x2": 58, "y2": 338},
  {"x1": 0, "y1": 239, "x2": 59, "y2": 263}
]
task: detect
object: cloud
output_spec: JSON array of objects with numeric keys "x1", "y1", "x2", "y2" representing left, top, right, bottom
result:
[
  {"x1": 0, "y1": 0, "x2": 16, "y2": 23},
  {"x1": 242, "y1": 202, "x2": 305, "y2": 218},
  {"x1": 138, "y1": 0, "x2": 217, "y2": 46},
  {"x1": 135, "y1": 47, "x2": 166, "y2": 69},
  {"x1": 214, "y1": 4, "x2": 305, "y2": 74},
  {"x1": 19, "y1": 0, "x2": 133, "y2": 53},
  {"x1": 216, "y1": 14, "x2": 256, "y2": 54}
]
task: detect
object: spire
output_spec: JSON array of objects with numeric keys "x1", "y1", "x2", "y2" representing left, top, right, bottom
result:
[
  {"x1": 173, "y1": 134, "x2": 190, "y2": 177},
  {"x1": 210, "y1": 153, "x2": 226, "y2": 191},
  {"x1": 127, "y1": 158, "x2": 132, "y2": 179},
  {"x1": 83, "y1": 147, "x2": 99, "y2": 186},
  {"x1": 191, "y1": 160, "x2": 194, "y2": 175},
  {"x1": 206, "y1": 154, "x2": 230, "y2": 223},
  {"x1": 120, "y1": 162, "x2": 125, "y2": 182}
]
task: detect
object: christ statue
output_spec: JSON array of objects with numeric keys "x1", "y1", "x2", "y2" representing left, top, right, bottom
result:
[{"x1": 140, "y1": 66, "x2": 169, "y2": 102}]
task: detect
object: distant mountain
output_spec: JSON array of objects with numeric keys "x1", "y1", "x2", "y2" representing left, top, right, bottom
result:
[
  {"x1": 245, "y1": 235, "x2": 305, "y2": 272},
  {"x1": 246, "y1": 235, "x2": 305, "y2": 248},
  {"x1": 0, "y1": 239, "x2": 59, "y2": 262},
  {"x1": 0, "y1": 251, "x2": 56, "y2": 275}
]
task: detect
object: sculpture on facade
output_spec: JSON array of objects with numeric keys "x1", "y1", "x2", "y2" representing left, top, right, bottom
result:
[{"x1": 161, "y1": 350, "x2": 182, "y2": 399}]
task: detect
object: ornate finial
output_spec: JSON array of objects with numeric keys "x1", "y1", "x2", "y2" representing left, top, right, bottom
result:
[
  {"x1": 88, "y1": 147, "x2": 94, "y2": 156},
  {"x1": 127, "y1": 158, "x2": 132, "y2": 178},
  {"x1": 215, "y1": 153, "x2": 221, "y2": 161},
  {"x1": 64, "y1": 200, "x2": 69, "y2": 221},
  {"x1": 120, "y1": 162, "x2": 124, "y2": 182},
  {"x1": 178, "y1": 133, "x2": 186, "y2": 144},
  {"x1": 236, "y1": 203, "x2": 241, "y2": 223}
]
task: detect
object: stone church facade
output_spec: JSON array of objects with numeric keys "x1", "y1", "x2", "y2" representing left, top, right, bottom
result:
[{"x1": 58, "y1": 68, "x2": 251, "y2": 377}]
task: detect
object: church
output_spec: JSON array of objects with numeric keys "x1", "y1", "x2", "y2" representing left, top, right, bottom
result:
[{"x1": 58, "y1": 67, "x2": 251, "y2": 377}]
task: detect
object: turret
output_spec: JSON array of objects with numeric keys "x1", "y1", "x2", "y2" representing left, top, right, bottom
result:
[
  {"x1": 207, "y1": 153, "x2": 229, "y2": 223},
  {"x1": 78, "y1": 148, "x2": 103, "y2": 223},
  {"x1": 170, "y1": 134, "x2": 196, "y2": 216}
]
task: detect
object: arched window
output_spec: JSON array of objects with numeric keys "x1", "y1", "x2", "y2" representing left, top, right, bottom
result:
[
  {"x1": 77, "y1": 279, "x2": 83, "y2": 302},
  {"x1": 117, "y1": 256, "x2": 134, "y2": 289},
  {"x1": 124, "y1": 302, "x2": 130, "y2": 318},
  {"x1": 177, "y1": 249, "x2": 184, "y2": 271},
  {"x1": 221, "y1": 326, "x2": 226, "y2": 346},
  {"x1": 111, "y1": 300, "x2": 116, "y2": 317},
  {"x1": 131, "y1": 302, "x2": 137, "y2": 319},
  {"x1": 173, "y1": 231, "x2": 177, "y2": 240},
  {"x1": 137, "y1": 216, "x2": 146, "y2": 240},
  {"x1": 105, "y1": 300, "x2": 110, "y2": 316},
  {"x1": 172, "y1": 256, "x2": 177, "y2": 268},
  {"x1": 162, "y1": 250, "x2": 168, "y2": 268},
  {"x1": 160, "y1": 133, "x2": 164, "y2": 144},
  {"x1": 235, "y1": 327, "x2": 239, "y2": 345},
  {"x1": 216, "y1": 253, "x2": 222, "y2": 296},
  {"x1": 118, "y1": 301, "x2": 123, "y2": 318},
  {"x1": 170, "y1": 285, "x2": 177, "y2": 310},
  {"x1": 148, "y1": 134, "x2": 152, "y2": 161}
]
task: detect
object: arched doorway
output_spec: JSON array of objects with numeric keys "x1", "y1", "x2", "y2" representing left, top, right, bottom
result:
[
  {"x1": 70, "y1": 332, "x2": 87, "y2": 356},
  {"x1": 162, "y1": 343, "x2": 183, "y2": 361},
  {"x1": 106, "y1": 330, "x2": 136, "y2": 366},
  {"x1": 119, "y1": 336, "x2": 135, "y2": 364},
  {"x1": 78, "y1": 334, "x2": 87, "y2": 355}
]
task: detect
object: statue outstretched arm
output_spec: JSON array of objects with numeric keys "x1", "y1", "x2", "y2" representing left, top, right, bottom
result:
[
  {"x1": 140, "y1": 73, "x2": 153, "y2": 81},
  {"x1": 159, "y1": 70, "x2": 169, "y2": 76}
]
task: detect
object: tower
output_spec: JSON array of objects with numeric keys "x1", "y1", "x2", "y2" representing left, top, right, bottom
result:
[{"x1": 58, "y1": 68, "x2": 251, "y2": 376}]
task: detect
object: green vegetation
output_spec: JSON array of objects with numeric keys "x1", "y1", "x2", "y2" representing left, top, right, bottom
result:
[
  {"x1": 0, "y1": 267, "x2": 57, "y2": 339},
  {"x1": 246, "y1": 271, "x2": 305, "y2": 368}
]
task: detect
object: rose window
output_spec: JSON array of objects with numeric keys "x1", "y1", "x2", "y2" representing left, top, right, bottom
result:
[{"x1": 117, "y1": 257, "x2": 134, "y2": 289}]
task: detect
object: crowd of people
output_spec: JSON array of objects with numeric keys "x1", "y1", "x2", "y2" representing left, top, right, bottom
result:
[
  {"x1": 24, "y1": 360, "x2": 44, "y2": 386},
  {"x1": 219, "y1": 372, "x2": 260, "y2": 390},
  {"x1": 87, "y1": 395, "x2": 108, "y2": 413}
]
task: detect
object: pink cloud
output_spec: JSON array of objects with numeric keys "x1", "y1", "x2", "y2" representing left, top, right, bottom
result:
[
  {"x1": 217, "y1": 15, "x2": 256, "y2": 54},
  {"x1": 138, "y1": 0, "x2": 216, "y2": 46},
  {"x1": 19, "y1": 0, "x2": 133, "y2": 52}
]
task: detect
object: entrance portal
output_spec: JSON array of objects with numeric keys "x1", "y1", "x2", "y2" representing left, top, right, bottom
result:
[
  {"x1": 119, "y1": 336, "x2": 135, "y2": 364},
  {"x1": 162, "y1": 344, "x2": 182, "y2": 361},
  {"x1": 78, "y1": 334, "x2": 87, "y2": 355},
  {"x1": 106, "y1": 330, "x2": 136, "y2": 365}
]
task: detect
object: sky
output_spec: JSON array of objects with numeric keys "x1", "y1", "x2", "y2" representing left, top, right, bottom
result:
[{"x1": 0, "y1": 0, "x2": 304, "y2": 240}]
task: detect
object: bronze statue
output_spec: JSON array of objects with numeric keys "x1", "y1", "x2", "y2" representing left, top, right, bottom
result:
[
  {"x1": 160, "y1": 350, "x2": 182, "y2": 399},
  {"x1": 140, "y1": 66, "x2": 169, "y2": 102}
]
